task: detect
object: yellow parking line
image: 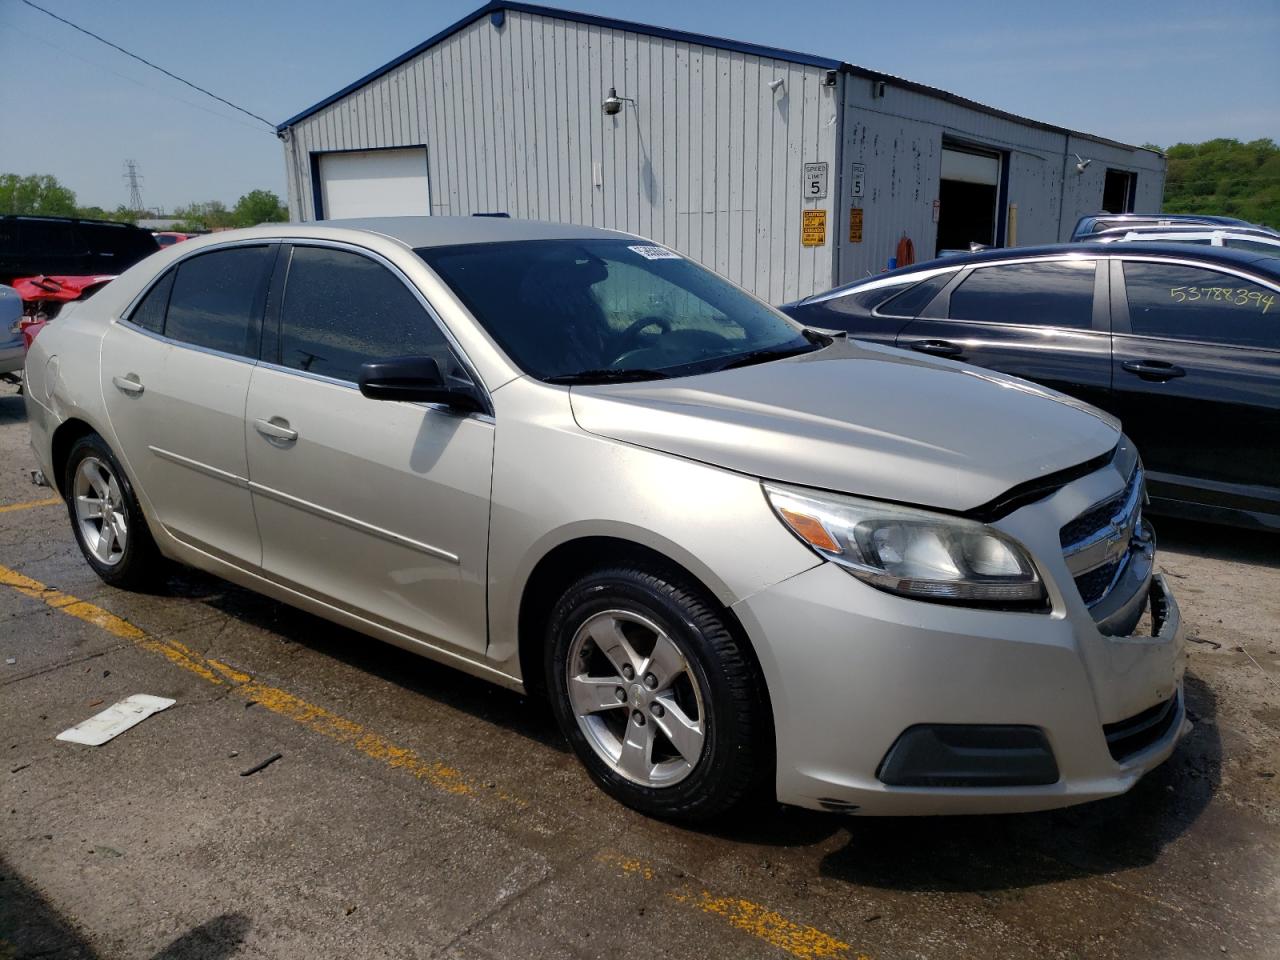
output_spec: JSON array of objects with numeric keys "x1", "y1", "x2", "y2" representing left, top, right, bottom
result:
[
  {"x1": 598, "y1": 852, "x2": 867, "y2": 960},
  {"x1": 0, "y1": 563, "x2": 472, "y2": 792},
  {"x1": 1, "y1": 562, "x2": 858, "y2": 958},
  {"x1": 0, "y1": 496, "x2": 62, "y2": 514}
]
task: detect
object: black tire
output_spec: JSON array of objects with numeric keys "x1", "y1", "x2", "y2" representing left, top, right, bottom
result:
[
  {"x1": 545, "y1": 565, "x2": 771, "y2": 821},
  {"x1": 63, "y1": 433, "x2": 165, "y2": 590}
]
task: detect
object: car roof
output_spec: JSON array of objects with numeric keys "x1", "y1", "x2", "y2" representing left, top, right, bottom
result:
[
  {"x1": 310, "y1": 215, "x2": 631, "y2": 248},
  {"x1": 1078, "y1": 213, "x2": 1253, "y2": 228},
  {"x1": 0, "y1": 214, "x2": 149, "y2": 231},
  {"x1": 1090, "y1": 223, "x2": 1279, "y2": 238},
  {"x1": 809, "y1": 242, "x2": 1280, "y2": 299}
]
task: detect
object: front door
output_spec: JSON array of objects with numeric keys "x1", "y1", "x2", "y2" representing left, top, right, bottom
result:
[
  {"x1": 895, "y1": 257, "x2": 1115, "y2": 415},
  {"x1": 245, "y1": 244, "x2": 493, "y2": 654},
  {"x1": 100, "y1": 244, "x2": 275, "y2": 565},
  {"x1": 1110, "y1": 258, "x2": 1280, "y2": 518}
]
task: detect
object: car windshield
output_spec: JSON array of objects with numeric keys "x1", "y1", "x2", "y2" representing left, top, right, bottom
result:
[{"x1": 417, "y1": 239, "x2": 820, "y2": 382}]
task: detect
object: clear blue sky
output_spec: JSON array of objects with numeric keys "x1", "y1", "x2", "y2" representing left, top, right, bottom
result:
[{"x1": 1, "y1": 0, "x2": 1277, "y2": 212}]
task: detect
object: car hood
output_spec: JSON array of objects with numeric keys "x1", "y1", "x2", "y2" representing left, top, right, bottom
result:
[{"x1": 568, "y1": 339, "x2": 1120, "y2": 513}]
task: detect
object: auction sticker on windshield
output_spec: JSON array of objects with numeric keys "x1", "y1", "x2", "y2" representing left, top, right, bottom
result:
[{"x1": 629, "y1": 245, "x2": 681, "y2": 260}]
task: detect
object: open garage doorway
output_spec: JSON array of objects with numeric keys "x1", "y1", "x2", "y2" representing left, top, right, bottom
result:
[
  {"x1": 936, "y1": 143, "x2": 1004, "y2": 256},
  {"x1": 1103, "y1": 168, "x2": 1137, "y2": 214}
]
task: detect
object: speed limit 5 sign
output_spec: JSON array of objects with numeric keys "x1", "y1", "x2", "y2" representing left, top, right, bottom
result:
[{"x1": 803, "y1": 162, "x2": 828, "y2": 200}]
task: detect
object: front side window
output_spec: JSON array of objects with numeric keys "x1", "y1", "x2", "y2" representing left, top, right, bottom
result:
[
  {"x1": 418, "y1": 239, "x2": 816, "y2": 381},
  {"x1": 277, "y1": 246, "x2": 458, "y2": 384},
  {"x1": 1122, "y1": 261, "x2": 1278, "y2": 349},
  {"x1": 948, "y1": 260, "x2": 1096, "y2": 329},
  {"x1": 164, "y1": 246, "x2": 274, "y2": 357}
]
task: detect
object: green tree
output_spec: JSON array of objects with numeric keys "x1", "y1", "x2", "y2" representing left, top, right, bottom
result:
[
  {"x1": 169, "y1": 200, "x2": 236, "y2": 233},
  {"x1": 1159, "y1": 138, "x2": 1280, "y2": 229},
  {"x1": 73, "y1": 204, "x2": 140, "y2": 224},
  {"x1": 0, "y1": 173, "x2": 78, "y2": 216},
  {"x1": 232, "y1": 189, "x2": 288, "y2": 227}
]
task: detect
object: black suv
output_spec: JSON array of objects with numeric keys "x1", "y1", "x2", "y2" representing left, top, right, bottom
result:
[
  {"x1": 781, "y1": 243, "x2": 1280, "y2": 531},
  {"x1": 0, "y1": 216, "x2": 159, "y2": 284}
]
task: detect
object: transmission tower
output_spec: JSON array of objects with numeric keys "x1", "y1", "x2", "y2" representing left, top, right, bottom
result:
[{"x1": 123, "y1": 159, "x2": 145, "y2": 213}]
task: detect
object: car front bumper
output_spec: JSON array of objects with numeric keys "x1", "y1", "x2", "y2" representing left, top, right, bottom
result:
[{"x1": 735, "y1": 542, "x2": 1188, "y2": 816}]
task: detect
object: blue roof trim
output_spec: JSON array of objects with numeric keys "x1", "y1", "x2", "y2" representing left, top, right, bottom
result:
[
  {"x1": 276, "y1": 0, "x2": 843, "y2": 132},
  {"x1": 275, "y1": 0, "x2": 1158, "y2": 156}
]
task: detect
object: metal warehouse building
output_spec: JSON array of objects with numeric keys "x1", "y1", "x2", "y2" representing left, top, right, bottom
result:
[{"x1": 277, "y1": 1, "x2": 1166, "y2": 303}]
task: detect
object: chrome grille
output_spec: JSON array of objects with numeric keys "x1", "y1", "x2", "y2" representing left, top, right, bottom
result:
[{"x1": 1061, "y1": 464, "x2": 1146, "y2": 609}]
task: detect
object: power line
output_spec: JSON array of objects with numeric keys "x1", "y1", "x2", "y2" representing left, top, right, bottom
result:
[
  {"x1": 17, "y1": 0, "x2": 277, "y2": 132},
  {"x1": 7, "y1": 22, "x2": 271, "y2": 135}
]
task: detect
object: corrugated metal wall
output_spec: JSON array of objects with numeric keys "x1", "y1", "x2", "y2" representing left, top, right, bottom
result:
[
  {"x1": 835, "y1": 81, "x2": 1166, "y2": 284},
  {"x1": 282, "y1": 9, "x2": 841, "y2": 303}
]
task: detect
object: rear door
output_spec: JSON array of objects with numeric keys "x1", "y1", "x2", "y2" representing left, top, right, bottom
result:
[
  {"x1": 100, "y1": 243, "x2": 275, "y2": 565},
  {"x1": 1110, "y1": 257, "x2": 1280, "y2": 519},
  {"x1": 245, "y1": 243, "x2": 493, "y2": 655},
  {"x1": 894, "y1": 257, "x2": 1115, "y2": 413}
]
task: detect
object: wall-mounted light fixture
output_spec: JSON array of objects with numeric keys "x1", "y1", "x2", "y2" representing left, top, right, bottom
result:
[
  {"x1": 767, "y1": 77, "x2": 786, "y2": 95},
  {"x1": 1074, "y1": 154, "x2": 1093, "y2": 174},
  {"x1": 602, "y1": 87, "x2": 636, "y2": 116}
]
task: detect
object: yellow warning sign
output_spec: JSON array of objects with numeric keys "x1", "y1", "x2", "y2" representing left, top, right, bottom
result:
[
  {"x1": 849, "y1": 207, "x2": 864, "y2": 243},
  {"x1": 801, "y1": 209, "x2": 827, "y2": 247}
]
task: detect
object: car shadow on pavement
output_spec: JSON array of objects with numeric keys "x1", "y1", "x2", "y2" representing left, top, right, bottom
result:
[
  {"x1": 1156, "y1": 516, "x2": 1279, "y2": 569},
  {"x1": 0, "y1": 857, "x2": 250, "y2": 958},
  {"x1": 813, "y1": 672, "x2": 1221, "y2": 891},
  {"x1": 0, "y1": 386, "x2": 25, "y2": 426},
  {"x1": 182, "y1": 568, "x2": 570, "y2": 754}
]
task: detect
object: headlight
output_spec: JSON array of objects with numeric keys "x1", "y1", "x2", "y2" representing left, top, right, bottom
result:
[{"x1": 764, "y1": 483, "x2": 1045, "y2": 607}]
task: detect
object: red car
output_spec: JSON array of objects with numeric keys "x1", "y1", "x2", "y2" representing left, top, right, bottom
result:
[
  {"x1": 153, "y1": 231, "x2": 191, "y2": 247},
  {"x1": 11, "y1": 274, "x2": 116, "y2": 349}
]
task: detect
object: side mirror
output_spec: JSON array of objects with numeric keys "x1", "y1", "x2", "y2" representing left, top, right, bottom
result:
[{"x1": 358, "y1": 356, "x2": 484, "y2": 412}]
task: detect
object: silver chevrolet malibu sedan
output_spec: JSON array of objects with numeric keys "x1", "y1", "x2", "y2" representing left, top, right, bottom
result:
[{"x1": 23, "y1": 217, "x2": 1188, "y2": 820}]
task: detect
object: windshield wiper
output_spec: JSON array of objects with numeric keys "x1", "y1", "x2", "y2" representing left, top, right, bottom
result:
[
  {"x1": 544, "y1": 368, "x2": 672, "y2": 385},
  {"x1": 713, "y1": 338, "x2": 827, "y2": 373}
]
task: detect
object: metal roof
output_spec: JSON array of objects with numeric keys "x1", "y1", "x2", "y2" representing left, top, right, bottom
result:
[{"x1": 276, "y1": 1, "x2": 1160, "y2": 156}]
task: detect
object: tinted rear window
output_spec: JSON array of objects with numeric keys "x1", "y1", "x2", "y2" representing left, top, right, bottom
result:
[
  {"x1": 1122, "y1": 261, "x2": 1278, "y2": 349},
  {"x1": 164, "y1": 246, "x2": 274, "y2": 357},
  {"x1": 128, "y1": 270, "x2": 174, "y2": 334},
  {"x1": 948, "y1": 260, "x2": 1096, "y2": 328},
  {"x1": 878, "y1": 272, "x2": 954, "y2": 317}
]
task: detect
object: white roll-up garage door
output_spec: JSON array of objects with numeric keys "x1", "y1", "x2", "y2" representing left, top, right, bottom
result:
[
  {"x1": 940, "y1": 147, "x2": 1000, "y2": 186},
  {"x1": 317, "y1": 148, "x2": 431, "y2": 219}
]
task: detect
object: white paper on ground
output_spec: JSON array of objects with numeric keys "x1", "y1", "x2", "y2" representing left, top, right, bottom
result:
[{"x1": 56, "y1": 694, "x2": 176, "y2": 746}]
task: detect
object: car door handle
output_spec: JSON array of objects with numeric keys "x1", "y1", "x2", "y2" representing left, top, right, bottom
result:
[
  {"x1": 908, "y1": 339, "x2": 964, "y2": 358},
  {"x1": 1121, "y1": 360, "x2": 1186, "y2": 382},
  {"x1": 111, "y1": 374, "x2": 144, "y2": 395},
  {"x1": 254, "y1": 417, "x2": 298, "y2": 443}
]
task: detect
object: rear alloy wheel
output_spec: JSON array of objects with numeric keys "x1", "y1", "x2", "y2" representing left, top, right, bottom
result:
[
  {"x1": 546, "y1": 566, "x2": 771, "y2": 821},
  {"x1": 64, "y1": 433, "x2": 164, "y2": 590},
  {"x1": 73, "y1": 456, "x2": 128, "y2": 567}
]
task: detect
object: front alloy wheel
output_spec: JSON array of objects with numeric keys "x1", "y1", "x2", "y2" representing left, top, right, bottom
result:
[
  {"x1": 546, "y1": 566, "x2": 771, "y2": 821},
  {"x1": 566, "y1": 609, "x2": 707, "y2": 788}
]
